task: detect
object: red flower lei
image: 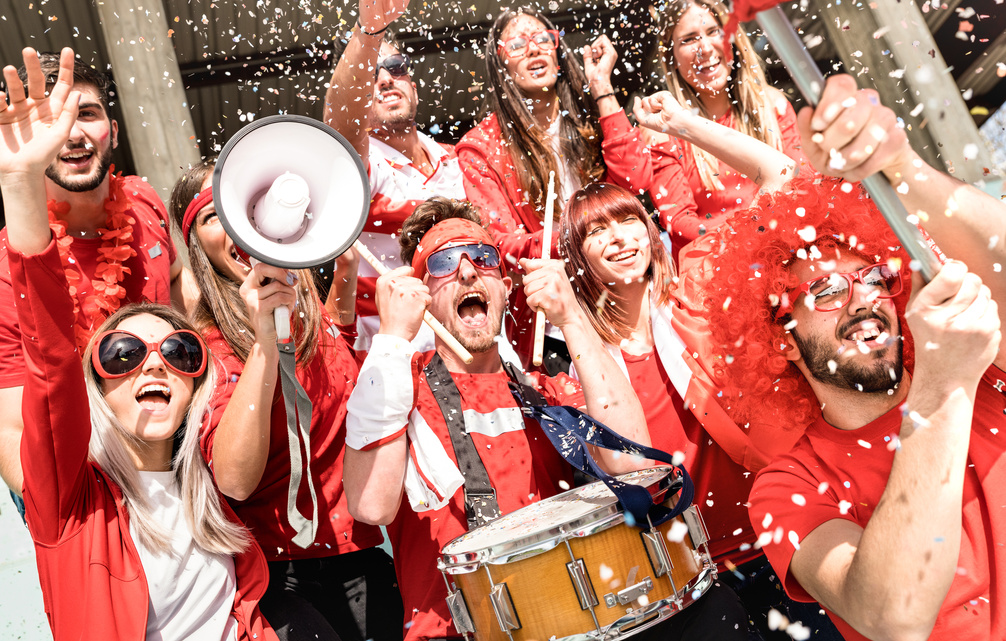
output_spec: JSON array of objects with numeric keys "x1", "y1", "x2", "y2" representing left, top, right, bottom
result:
[{"x1": 47, "y1": 168, "x2": 137, "y2": 351}]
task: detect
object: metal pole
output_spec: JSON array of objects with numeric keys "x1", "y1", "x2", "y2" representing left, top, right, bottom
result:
[{"x1": 755, "y1": 7, "x2": 939, "y2": 281}]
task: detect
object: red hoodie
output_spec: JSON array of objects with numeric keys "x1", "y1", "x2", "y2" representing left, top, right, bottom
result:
[{"x1": 12, "y1": 239, "x2": 278, "y2": 641}]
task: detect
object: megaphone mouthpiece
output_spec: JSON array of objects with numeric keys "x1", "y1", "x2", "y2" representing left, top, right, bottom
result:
[{"x1": 253, "y1": 172, "x2": 311, "y2": 240}]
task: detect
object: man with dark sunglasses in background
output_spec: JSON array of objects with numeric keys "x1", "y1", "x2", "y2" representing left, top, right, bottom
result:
[
  {"x1": 698, "y1": 75, "x2": 1005, "y2": 641},
  {"x1": 323, "y1": 0, "x2": 467, "y2": 353}
]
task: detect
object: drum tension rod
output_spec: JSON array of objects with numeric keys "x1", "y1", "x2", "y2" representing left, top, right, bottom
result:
[{"x1": 562, "y1": 535, "x2": 604, "y2": 636}]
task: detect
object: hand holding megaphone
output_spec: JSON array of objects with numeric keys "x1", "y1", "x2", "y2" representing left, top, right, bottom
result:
[{"x1": 240, "y1": 262, "x2": 299, "y2": 343}]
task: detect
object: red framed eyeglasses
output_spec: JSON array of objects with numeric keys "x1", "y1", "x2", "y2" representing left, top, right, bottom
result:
[
  {"x1": 775, "y1": 262, "x2": 903, "y2": 320},
  {"x1": 498, "y1": 30, "x2": 560, "y2": 59}
]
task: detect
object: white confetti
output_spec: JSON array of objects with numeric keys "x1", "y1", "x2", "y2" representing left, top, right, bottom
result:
[
  {"x1": 667, "y1": 520, "x2": 689, "y2": 543},
  {"x1": 768, "y1": 608, "x2": 788, "y2": 630},
  {"x1": 788, "y1": 530, "x2": 801, "y2": 550},
  {"x1": 599, "y1": 563, "x2": 614, "y2": 581}
]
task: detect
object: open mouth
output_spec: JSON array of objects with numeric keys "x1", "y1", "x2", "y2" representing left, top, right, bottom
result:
[
  {"x1": 696, "y1": 59, "x2": 721, "y2": 74},
  {"x1": 841, "y1": 318, "x2": 890, "y2": 350},
  {"x1": 59, "y1": 146, "x2": 94, "y2": 169},
  {"x1": 230, "y1": 245, "x2": 252, "y2": 271},
  {"x1": 377, "y1": 90, "x2": 404, "y2": 106},
  {"x1": 526, "y1": 59, "x2": 549, "y2": 77},
  {"x1": 457, "y1": 290, "x2": 489, "y2": 327},
  {"x1": 608, "y1": 249, "x2": 638, "y2": 263},
  {"x1": 136, "y1": 383, "x2": 172, "y2": 412}
]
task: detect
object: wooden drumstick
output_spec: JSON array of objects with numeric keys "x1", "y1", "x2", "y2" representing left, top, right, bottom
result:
[
  {"x1": 352, "y1": 240, "x2": 474, "y2": 364},
  {"x1": 531, "y1": 171, "x2": 556, "y2": 368}
]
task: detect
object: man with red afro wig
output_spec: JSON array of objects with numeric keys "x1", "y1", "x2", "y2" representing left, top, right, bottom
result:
[{"x1": 701, "y1": 75, "x2": 1005, "y2": 641}]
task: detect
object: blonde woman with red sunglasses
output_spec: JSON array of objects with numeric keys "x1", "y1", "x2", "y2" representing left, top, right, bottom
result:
[{"x1": 0, "y1": 48, "x2": 277, "y2": 641}]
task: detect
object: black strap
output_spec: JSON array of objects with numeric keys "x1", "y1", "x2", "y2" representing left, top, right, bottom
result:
[
  {"x1": 424, "y1": 354, "x2": 501, "y2": 530},
  {"x1": 503, "y1": 362, "x2": 694, "y2": 527},
  {"x1": 278, "y1": 342, "x2": 318, "y2": 548}
]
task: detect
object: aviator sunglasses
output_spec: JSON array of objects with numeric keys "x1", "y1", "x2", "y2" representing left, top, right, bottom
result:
[
  {"x1": 92, "y1": 329, "x2": 208, "y2": 379},
  {"x1": 776, "y1": 262, "x2": 903, "y2": 319},
  {"x1": 375, "y1": 53, "x2": 411, "y2": 78},
  {"x1": 426, "y1": 243, "x2": 503, "y2": 279}
]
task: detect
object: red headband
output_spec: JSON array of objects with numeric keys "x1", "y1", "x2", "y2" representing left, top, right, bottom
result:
[
  {"x1": 181, "y1": 188, "x2": 214, "y2": 246},
  {"x1": 411, "y1": 218, "x2": 500, "y2": 281}
]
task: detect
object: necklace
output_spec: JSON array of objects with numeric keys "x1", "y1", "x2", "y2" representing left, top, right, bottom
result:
[{"x1": 47, "y1": 168, "x2": 138, "y2": 351}]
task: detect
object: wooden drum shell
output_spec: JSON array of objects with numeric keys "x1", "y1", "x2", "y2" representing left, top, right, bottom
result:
[
  {"x1": 452, "y1": 512, "x2": 705, "y2": 641},
  {"x1": 440, "y1": 468, "x2": 714, "y2": 641}
]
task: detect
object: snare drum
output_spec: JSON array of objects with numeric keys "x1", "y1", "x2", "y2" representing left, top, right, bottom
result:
[{"x1": 438, "y1": 467, "x2": 715, "y2": 641}]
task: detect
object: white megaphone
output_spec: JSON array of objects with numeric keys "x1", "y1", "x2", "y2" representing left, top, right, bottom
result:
[{"x1": 213, "y1": 115, "x2": 370, "y2": 340}]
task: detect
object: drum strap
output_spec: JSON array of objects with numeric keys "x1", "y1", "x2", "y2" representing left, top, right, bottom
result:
[
  {"x1": 503, "y1": 362, "x2": 694, "y2": 528},
  {"x1": 424, "y1": 353, "x2": 502, "y2": 530}
]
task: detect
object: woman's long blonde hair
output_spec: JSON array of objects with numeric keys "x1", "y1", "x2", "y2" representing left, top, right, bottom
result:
[
  {"x1": 655, "y1": 0, "x2": 785, "y2": 191},
  {"x1": 83, "y1": 303, "x2": 250, "y2": 555}
]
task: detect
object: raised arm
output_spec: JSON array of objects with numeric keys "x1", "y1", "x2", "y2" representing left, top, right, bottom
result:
[
  {"x1": 582, "y1": 35, "x2": 622, "y2": 119},
  {"x1": 1, "y1": 48, "x2": 79, "y2": 254},
  {"x1": 324, "y1": 246, "x2": 360, "y2": 329},
  {"x1": 323, "y1": 0, "x2": 409, "y2": 159},
  {"x1": 785, "y1": 262, "x2": 1000, "y2": 640},
  {"x1": 520, "y1": 258, "x2": 650, "y2": 474},
  {"x1": 635, "y1": 90, "x2": 798, "y2": 194},
  {"x1": 344, "y1": 266, "x2": 429, "y2": 524},
  {"x1": 205, "y1": 263, "x2": 297, "y2": 500},
  {"x1": 800, "y1": 74, "x2": 1006, "y2": 370},
  {"x1": 1, "y1": 48, "x2": 91, "y2": 541}
]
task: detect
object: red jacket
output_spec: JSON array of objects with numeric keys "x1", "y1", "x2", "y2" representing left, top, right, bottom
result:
[
  {"x1": 650, "y1": 100, "x2": 809, "y2": 259},
  {"x1": 457, "y1": 109, "x2": 672, "y2": 365},
  {"x1": 13, "y1": 239, "x2": 278, "y2": 641}
]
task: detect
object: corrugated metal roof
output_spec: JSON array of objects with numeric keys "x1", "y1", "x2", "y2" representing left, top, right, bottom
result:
[{"x1": 1, "y1": 0, "x2": 1004, "y2": 171}]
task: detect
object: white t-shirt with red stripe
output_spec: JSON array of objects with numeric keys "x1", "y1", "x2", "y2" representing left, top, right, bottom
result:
[{"x1": 356, "y1": 133, "x2": 466, "y2": 352}]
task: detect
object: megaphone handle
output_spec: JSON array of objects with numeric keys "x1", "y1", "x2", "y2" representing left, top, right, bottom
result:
[
  {"x1": 353, "y1": 240, "x2": 474, "y2": 364},
  {"x1": 249, "y1": 257, "x2": 293, "y2": 341},
  {"x1": 274, "y1": 305, "x2": 292, "y2": 342}
]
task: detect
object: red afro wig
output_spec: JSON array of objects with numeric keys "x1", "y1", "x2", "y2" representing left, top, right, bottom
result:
[{"x1": 700, "y1": 176, "x2": 914, "y2": 433}]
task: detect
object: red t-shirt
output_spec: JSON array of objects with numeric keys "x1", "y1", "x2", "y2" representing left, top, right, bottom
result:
[
  {"x1": 651, "y1": 101, "x2": 808, "y2": 259},
  {"x1": 200, "y1": 322, "x2": 384, "y2": 561},
  {"x1": 623, "y1": 349, "x2": 759, "y2": 570},
  {"x1": 0, "y1": 175, "x2": 176, "y2": 388},
  {"x1": 386, "y1": 358, "x2": 583, "y2": 641},
  {"x1": 749, "y1": 366, "x2": 1006, "y2": 641}
]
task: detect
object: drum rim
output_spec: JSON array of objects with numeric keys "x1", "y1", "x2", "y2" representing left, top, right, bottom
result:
[{"x1": 439, "y1": 466, "x2": 680, "y2": 570}]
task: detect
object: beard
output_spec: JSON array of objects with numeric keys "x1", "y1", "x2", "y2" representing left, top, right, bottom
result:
[
  {"x1": 791, "y1": 318, "x2": 904, "y2": 393},
  {"x1": 371, "y1": 97, "x2": 417, "y2": 136},
  {"x1": 45, "y1": 143, "x2": 114, "y2": 193}
]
